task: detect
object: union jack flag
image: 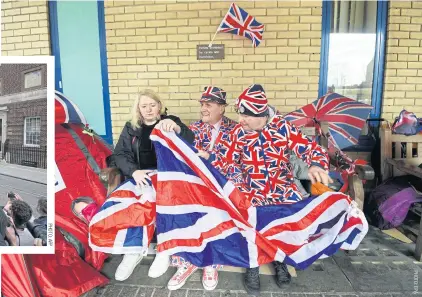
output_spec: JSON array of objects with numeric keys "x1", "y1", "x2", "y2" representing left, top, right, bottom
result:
[
  {"x1": 218, "y1": 3, "x2": 264, "y2": 47},
  {"x1": 236, "y1": 84, "x2": 268, "y2": 115},
  {"x1": 89, "y1": 178, "x2": 156, "y2": 254},
  {"x1": 89, "y1": 130, "x2": 368, "y2": 269}
]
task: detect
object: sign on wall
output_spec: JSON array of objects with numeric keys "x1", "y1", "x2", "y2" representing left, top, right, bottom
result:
[{"x1": 197, "y1": 44, "x2": 225, "y2": 60}]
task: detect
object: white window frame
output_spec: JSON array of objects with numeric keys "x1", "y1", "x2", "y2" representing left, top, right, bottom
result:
[{"x1": 24, "y1": 116, "x2": 41, "y2": 147}]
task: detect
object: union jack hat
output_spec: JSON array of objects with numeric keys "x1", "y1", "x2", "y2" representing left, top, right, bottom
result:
[
  {"x1": 235, "y1": 84, "x2": 268, "y2": 117},
  {"x1": 200, "y1": 86, "x2": 227, "y2": 105}
]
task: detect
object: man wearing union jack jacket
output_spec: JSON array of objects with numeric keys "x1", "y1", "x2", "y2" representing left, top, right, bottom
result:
[
  {"x1": 198, "y1": 84, "x2": 333, "y2": 294},
  {"x1": 165, "y1": 86, "x2": 237, "y2": 291}
]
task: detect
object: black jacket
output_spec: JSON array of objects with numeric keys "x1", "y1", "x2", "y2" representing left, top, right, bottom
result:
[{"x1": 114, "y1": 115, "x2": 194, "y2": 178}]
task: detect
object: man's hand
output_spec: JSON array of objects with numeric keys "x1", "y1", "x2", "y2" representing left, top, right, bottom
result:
[
  {"x1": 197, "y1": 150, "x2": 210, "y2": 160},
  {"x1": 34, "y1": 238, "x2": 43, "y2": 246},
  {"x1": 155, "y1": 119, "x2": 181, "y2": 134},
  {"x1": 5, "y1": 225, "x2": 18, "y2": 246},
  {"x1": 3, "y1": 201, "x2": 12, "y2": 215},
  {"x1": 3, "y1": 192, "x2": 24, "y2": 215},
  {"x1": 14, "y1": 193, "x2": 24, "y2": 201},
  {"x1": 308, "y1": 166, "x2": 333, "y2": 185},
  {"x1": 132, "y1": 169, "x2": 154, "y2": 187}
]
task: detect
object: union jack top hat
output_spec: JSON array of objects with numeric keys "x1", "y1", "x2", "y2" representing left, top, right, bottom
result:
[
  {"x1": 200, "y1": 86, "x2": 227, "y2": 105},
  {"x1": 235, "y1": 84, "x2": 268, "y2": 117}
]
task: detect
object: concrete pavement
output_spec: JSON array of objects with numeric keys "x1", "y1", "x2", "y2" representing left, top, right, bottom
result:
[
  {"x1": 82, "y1": 226, "x2": 422, "y2": 297},
  {"x1": 0, "y1": 160, "x2": 46, "y2": 184}
]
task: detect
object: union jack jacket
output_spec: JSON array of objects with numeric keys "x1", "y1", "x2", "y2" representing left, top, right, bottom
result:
[{"x1": 210, "y1": 113, "x2": 329, "y2": 206}]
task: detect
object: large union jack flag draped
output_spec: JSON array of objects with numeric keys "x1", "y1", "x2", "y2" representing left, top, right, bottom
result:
[
  {"x1": 218, "y1": 3, "x2": 264, "y2": 47},
  {"x1": 89, "y1": 130, "x2": 368, "y2": 269},
  {"x1": 284, "y1": 93, "x2": 373, "y2": 150}
]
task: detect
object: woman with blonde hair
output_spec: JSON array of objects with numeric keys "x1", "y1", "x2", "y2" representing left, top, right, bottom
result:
[{"x1": 112, "y1": 89, "x2": 194, "y2": 281}]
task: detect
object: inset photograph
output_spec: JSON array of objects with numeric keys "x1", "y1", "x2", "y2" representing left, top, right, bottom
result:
[{"x1": 0, "y1": 56, "x2": 54, "y2": 253}]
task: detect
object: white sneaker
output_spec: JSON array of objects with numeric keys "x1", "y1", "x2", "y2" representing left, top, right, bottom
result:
[
  {"x1": 148, "y1": 252, "x2": 170, "y2": 278},
  {"x1": 202, "y1": 266, "x2": 218, "y2": 290},
  {"x1": 167, "y1": 263, "x2": 198, "y2": 290},
  {"x1": 115, "y1": 254, "x2": 143, "y2": 281}
]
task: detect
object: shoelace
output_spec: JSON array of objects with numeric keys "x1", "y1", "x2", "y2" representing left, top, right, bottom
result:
[
  {"x1": 204, "y1": 268, "x2": 215, "y2": 279},
  {"x1": 122, "y1": 255, "x2": 139, "y2": 266},
  {"x1": 174, "y1": 265, "x2": 189, "y2": 281}
]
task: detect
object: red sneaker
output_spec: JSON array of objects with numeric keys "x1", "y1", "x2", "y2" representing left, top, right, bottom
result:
[
  {"x1": 202, "y1": 266, "x2": 218, "y2": 290},
  {"x1": 167, "y1": 263, "x2": 198, "y2": 290}
]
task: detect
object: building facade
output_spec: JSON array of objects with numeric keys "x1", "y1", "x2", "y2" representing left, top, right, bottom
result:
[
  {"x1": 0, "y1": 63, "x2": 47, "y2": 168},
  {"x1": 1, "y1": 0, "x2": 421, "y2": 145}
]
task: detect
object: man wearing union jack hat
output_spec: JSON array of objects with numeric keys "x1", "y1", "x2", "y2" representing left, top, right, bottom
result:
[
  {"x1": 198, "y1": 84, "x2": 333, "y2": 294},
  {"x1": 164, "y1": 86, "x2": 237, "y2": 291}
]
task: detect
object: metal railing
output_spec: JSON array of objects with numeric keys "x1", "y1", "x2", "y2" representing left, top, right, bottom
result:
[{"x1": 3, "y1": 144, "x2": 47, "y2": 169}]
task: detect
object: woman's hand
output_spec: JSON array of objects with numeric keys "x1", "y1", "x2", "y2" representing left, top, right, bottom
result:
[
  {"x1": 132, "y1": 169, "x2": 154, "y2": 187},
  {"x1": 308, "y1": 166, "x2": 333, "y2": 185},
  {"x1": 197, "y1": 150, "x2": 210, "y2": 160},
  {"x1": 155, "y1": 119, "x2": 181, "y2": 134}
]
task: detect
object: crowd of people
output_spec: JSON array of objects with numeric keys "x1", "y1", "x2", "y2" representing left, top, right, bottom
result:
[
  {"x1": 72, "y1": 84, "x2": 337, "y2": 294},
  {"x1": 0, "y1": 192, "x2": 47, "y2": 247}
]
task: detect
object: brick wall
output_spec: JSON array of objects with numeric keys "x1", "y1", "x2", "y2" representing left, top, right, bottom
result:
[
  {"x1": 0, "y1": 64, "x2": 48, "y2": 95},
  {"x1": 5, "y1": 99, "x2": 47, "y2": 146},
  {"x1": 382, "y1": 1, "x2": 422, "y2": 121},
  {"x1": 104, "y1": 0, "x2": 323, "y2": 141},
  {"x1": 0, "y1": 0, "x2": 50, "y2": 56}
]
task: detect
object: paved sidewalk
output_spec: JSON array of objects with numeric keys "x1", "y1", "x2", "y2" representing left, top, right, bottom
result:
[
  {"x1": 82, "y1": 227, "x2": 422, "y2": 297},
  {"x1": 0, "y1": 160, "x2": 46, "y2": 184}
]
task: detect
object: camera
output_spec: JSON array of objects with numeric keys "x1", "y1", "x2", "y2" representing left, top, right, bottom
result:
[
  {"x1": 26, "y1": 221, "x2": 47, "y2": 246},
  {"x1": 7, "y1": 192, "x2": 16, "y2": 201}
]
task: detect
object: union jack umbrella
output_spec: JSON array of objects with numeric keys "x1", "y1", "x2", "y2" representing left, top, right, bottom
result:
[
  {"x1": 55, "y1": 91, "x2": 87, "y2": 125},
  {"x1": 217, "y1": 3, "x2": 264, "y2": 47},
  {"x1": 284, "y1": 93, "x2": 373, "y2": 150}
]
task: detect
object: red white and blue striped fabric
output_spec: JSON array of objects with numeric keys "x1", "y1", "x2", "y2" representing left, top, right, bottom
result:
[
  {"x1": 55, "y1": 91, "x2": 87, "y2": 125},
  {"x1": 89, "y1": 130, "x2": 368, "y2": 269},
  {"x1": 392, "y1": 110, "x2": 418, "y2": 135},
  {"x1": 89, "y1": 177, "x2": 156, "y2": 254}
]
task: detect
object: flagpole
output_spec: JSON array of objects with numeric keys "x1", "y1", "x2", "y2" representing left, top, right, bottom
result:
[
  {"x1": 209, "y1": 30, "x2": 220, "y2": 48},
  {"x1": 209, "y1": 3, "x2": 232, "y2": 47}
]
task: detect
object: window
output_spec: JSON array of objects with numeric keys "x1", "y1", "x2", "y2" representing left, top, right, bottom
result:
[
  {"x1": 24, "y1": 117, "x2": 41, "y2": 147},
  {"x1": 23, "y1": 68, "x2": 42, "y2": 90},
  {"x1": 328, "y1": 1, "x2": 377, "y2": 105},
  {"x1": 319, "y1": 1, "x2": 388, "y2": 118}
]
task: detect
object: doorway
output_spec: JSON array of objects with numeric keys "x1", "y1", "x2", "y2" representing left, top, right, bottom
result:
[{"x1": 49, "y1": 0, "x2": 113, "y2": 144}]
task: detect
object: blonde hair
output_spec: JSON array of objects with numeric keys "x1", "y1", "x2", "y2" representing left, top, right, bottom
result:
[{"x1": 130, "y1": 89, "x2": 166, "y2": 129}]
